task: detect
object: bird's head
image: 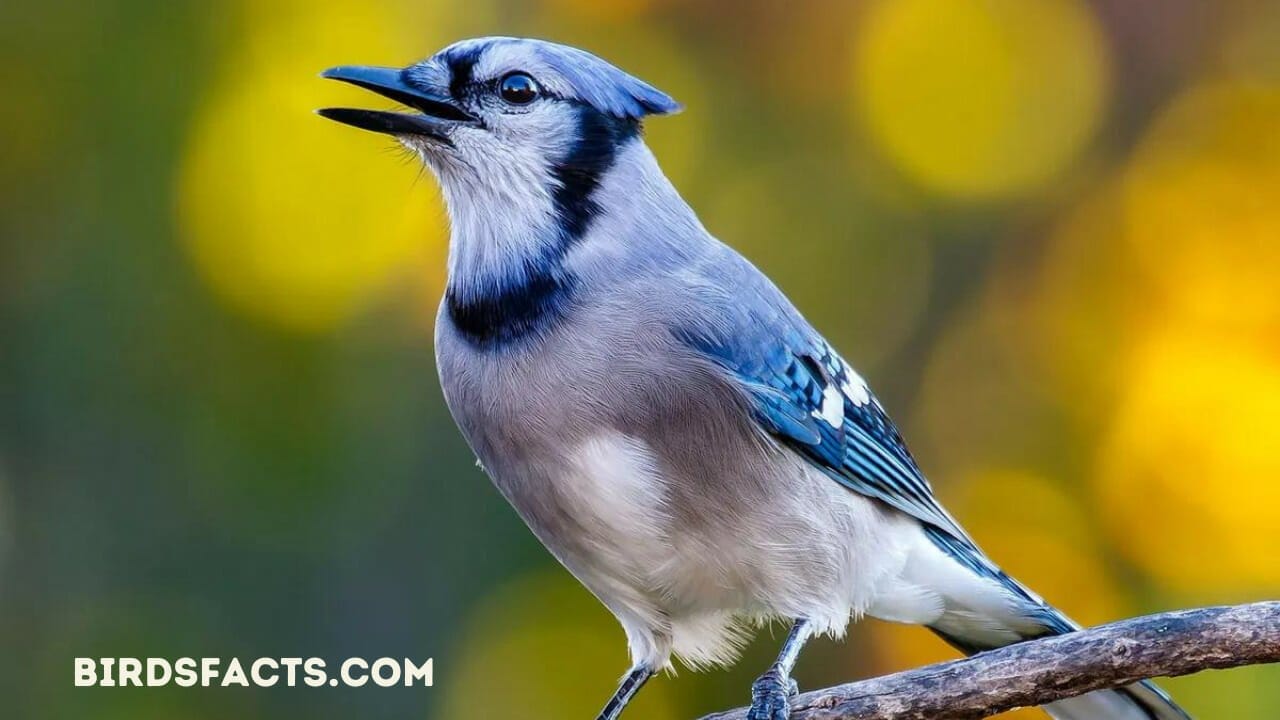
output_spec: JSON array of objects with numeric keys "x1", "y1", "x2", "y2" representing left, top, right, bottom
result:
[{"x1": 319, "y1": 37, "x2": 680, "y2": 239}]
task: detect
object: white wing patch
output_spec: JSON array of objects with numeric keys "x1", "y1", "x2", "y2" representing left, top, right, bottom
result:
[
  {"x1": 813, "y1": 383, "x2": 845, "y2": 427},
  {"x1": 841, "y1": 370, "x2": 871, "y2": 407}
]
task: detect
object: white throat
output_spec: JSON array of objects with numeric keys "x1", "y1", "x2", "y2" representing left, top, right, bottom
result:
[{"x1": 430, "y1": 146, "x2": 563, "y2": 296}]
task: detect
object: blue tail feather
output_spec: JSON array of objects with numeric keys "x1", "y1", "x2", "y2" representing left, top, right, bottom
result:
[{"x1": 922, "y1": 527, "x2": 1192, "y2": 720}]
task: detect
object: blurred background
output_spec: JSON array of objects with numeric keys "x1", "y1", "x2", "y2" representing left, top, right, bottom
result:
[{"x1": 2, "y1": 0, "x2": 1278, "y2": 718}]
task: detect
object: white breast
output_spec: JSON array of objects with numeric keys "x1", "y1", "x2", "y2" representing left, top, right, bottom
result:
[{"x1": 561, "y1": 432, "x2": 669, "y2": 571}]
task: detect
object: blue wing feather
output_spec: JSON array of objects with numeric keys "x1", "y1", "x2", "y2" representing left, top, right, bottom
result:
[
  {"x1": 673, "y1": 273, "x2": 1193, "y2": 719},
  {"x1": 675, "y1": 296, "x2": 974, "y2": 547}
]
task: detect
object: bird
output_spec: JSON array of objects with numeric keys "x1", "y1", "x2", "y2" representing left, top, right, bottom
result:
[{"x1": 318, "y1": 36, "x2": 1191, "y2": 720}]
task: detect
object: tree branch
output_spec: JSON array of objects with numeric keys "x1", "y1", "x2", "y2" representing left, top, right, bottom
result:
[{"x1": 700, "y1": 601, "x2": 1279, "y2": 720}]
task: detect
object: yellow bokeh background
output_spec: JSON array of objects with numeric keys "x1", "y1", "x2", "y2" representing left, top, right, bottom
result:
[
  {"x1": 437, "y1": 571, "x2": 680, "y2": 720},
  {"x1": 1123, "y1": 82, "x2": 1280, "y2": 332},
  {"x1": 853, "y1": 0, "x2": 1109, "y2": 199},
  {"x1": 1033, "y1": 79, "x2": 1280, "y2": 596},
  {"x1": 6, "y1": 0, "x2": 1280, "y2": 718},
  {"x1": 1099, "y1": 330, "x2": 1280, "y2": 594},
  {"x1": 179, "y1": 0, "x2": 449, "y2": 333}
]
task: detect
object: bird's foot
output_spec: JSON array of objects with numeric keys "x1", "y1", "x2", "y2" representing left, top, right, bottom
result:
[{"x1": 747, "y1": 665, "x2": 797, "y2": 720}]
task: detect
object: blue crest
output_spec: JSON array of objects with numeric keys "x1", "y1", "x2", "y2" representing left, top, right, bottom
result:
[{"x1": 436, "y1": 37, "x2": 682, "y2": 120}]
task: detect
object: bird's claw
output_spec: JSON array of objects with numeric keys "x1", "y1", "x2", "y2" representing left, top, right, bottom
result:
[{"x1": 747, "y1": 666, "x2": 795, "y2": 720}]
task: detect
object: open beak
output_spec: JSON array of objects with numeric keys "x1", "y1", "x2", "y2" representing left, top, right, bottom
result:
[{"x1": 317, "y1": 65, "x2": 477, "y2": 143}]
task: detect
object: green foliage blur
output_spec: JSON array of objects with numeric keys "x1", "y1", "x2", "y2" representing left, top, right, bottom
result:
[{"x1": 3, "y1": 1, "x2": 1278, "y2": 718}]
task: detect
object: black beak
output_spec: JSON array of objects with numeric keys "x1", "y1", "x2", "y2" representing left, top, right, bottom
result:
[{"x1": 317, "y1": 65, "x2": 477, "y2": 142}]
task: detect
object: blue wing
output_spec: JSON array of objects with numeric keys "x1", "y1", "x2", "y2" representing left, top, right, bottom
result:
[
  {"x1": 675, "y1": 289, "x2": 974, "y2": 546},
  {"x1": 673, "y1": 273, "x2": 1192, "y2": 719}
]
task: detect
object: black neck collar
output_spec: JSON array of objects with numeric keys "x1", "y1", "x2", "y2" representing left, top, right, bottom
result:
[{"x1": 444, "y1": 108, "x2": 639, "y2": 349}]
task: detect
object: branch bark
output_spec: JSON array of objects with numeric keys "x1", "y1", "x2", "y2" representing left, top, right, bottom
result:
[{"x1": 700, "y1": 601, "x2": 1279, "y2": 720}]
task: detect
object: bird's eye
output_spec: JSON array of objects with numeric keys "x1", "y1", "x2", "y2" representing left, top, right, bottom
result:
[{"x1": 499, "y1": 72, "x2": 539, "y2": 105}]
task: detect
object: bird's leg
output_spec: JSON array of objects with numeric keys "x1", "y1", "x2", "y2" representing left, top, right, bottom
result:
[
  {"x1": 595, "y1": 664, "x2": 655, "y2": 720},
  {"x1": 747, "y1": 619, "x2": 813, "y2": 720}
]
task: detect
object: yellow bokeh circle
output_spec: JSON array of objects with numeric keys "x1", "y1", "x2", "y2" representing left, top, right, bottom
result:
[
  {"x1": 1122, "y1": 82, "x2": 1280, "y2": 332},
  {"x1": 1097, "y1": 331, "x2": 1280, "y2": 594},
  {"x1": 179, "y1": 0, "x2": 448, "y2": 333},
  {"x1": 852, "y1": 0, "x2": 1110, "y2": 199},
  {"x1": 1092, "y1": 81, "x2": 1280, "y2": 594}
]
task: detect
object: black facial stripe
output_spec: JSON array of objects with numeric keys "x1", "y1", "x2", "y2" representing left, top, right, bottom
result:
[
  {"x1": 446, "y1": 46, "x2": 481, "y2": 100},
  {"x1": 551, "y1": 105, "x2": 640, "y2": 242},
  {"x1": 445, "y1": 106, "x2": 639, "y2": 350},
  {"x1": 447, "y1": 266, "x2": 577, "y2": 348}
]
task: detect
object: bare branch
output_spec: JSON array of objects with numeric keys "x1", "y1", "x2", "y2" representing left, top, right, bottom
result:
[{"x1": 700, "y1": 602, "x2": 1280, "y2": 720}]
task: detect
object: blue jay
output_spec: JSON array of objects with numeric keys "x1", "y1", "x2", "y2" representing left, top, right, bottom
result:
[{"x1": 319, "y1": 37, "x2": 1190, "y2": 720}]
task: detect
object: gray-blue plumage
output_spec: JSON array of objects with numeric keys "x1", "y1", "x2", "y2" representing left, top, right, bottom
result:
[
  {"x1": 320, "y1": 36, "x2": 1190, "y2": 720},
  {"x1": 423, "y1": 36, "x2": 681, "y2": 120}
]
